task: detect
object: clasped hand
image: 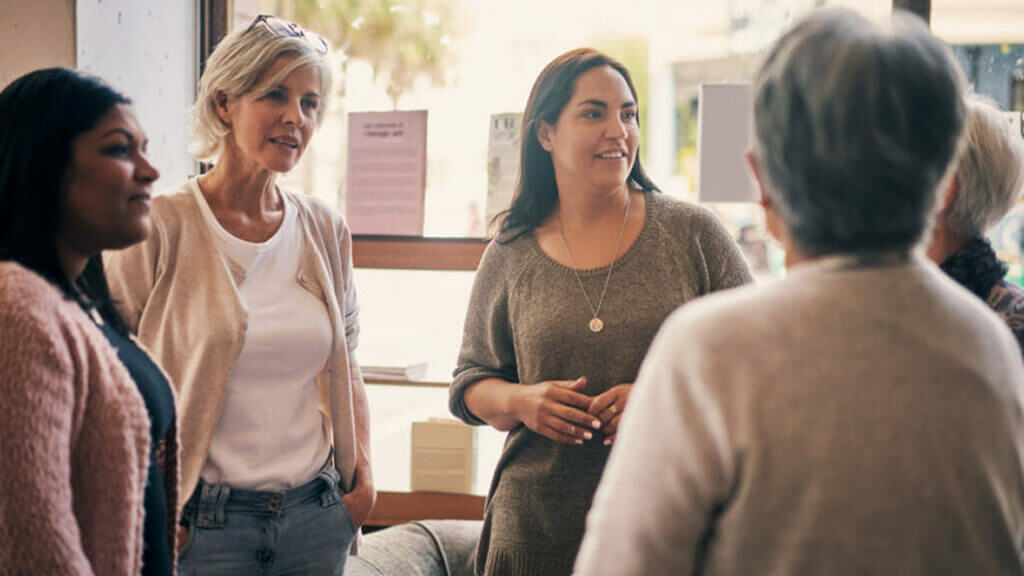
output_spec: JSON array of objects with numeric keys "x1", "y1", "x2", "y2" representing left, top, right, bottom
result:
[
  {"x1": 341, "y1": 459, "x2": 375, "y2": 528},
  {"x1": 514, "y1": 378, "x2": 633, "y2": 445}
]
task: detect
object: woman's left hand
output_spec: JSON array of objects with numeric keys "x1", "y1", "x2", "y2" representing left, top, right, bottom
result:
[
  {"x1": 342, "y1": 460, "x2": 376, "y2": 528},
  {"x1": 588, "y1": 383, "x2": 633, "y2": 445}
]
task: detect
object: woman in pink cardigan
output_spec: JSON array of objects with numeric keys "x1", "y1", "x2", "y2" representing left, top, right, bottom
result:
[{"x1": 0, "y1": 68, "x2": 179, "y2": 576}]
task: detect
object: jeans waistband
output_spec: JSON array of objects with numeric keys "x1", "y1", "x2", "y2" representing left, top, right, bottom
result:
[{"x1": 186, "y1": 459, "x2": 342, "y2": 528}]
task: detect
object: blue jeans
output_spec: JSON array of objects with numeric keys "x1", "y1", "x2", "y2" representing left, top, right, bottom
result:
[{"x1": 178, "y1": 462, "x2": 356, "y2": 576}]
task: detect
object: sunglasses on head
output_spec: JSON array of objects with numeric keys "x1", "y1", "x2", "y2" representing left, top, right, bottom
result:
[{"x1": 246, "y1": 14, "x2": 328, "y2": 55}]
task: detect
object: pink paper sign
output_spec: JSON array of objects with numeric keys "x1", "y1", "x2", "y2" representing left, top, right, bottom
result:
[{"x1": 346, "y1": 110, "x2": 428, "y2": 235}]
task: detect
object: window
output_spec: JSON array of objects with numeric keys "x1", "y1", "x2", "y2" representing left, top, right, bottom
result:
[{"x1": 219, "y1": 0, "x2": 1024, "y2": 493}]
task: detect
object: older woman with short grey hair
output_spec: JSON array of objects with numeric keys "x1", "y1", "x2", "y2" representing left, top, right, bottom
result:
[
  {"x1": 575, "y1": 8, "x2": 1024, "y2": 575},
  {"x1": 927, "y1": 95, "x2": 1024, "y2": 354},
  {"x1": 105, "y1": 14, "x2": 373, "y2": 575}
]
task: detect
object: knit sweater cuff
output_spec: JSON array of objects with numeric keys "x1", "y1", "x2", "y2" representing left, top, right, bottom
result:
[{"x1": 483, "y1": 545, "x2": 576, "y2": 576}]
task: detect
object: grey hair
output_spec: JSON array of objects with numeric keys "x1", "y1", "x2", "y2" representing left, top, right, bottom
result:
[
  {"x1": 190, "y1": 20, "x2": 333, "y2": 163},
  {"x1": 944, "y1": 94, "x2": 1024, "y2": 237},
  {"x1": 751, "y1": 8, "x2": 966, "y2": 254}
]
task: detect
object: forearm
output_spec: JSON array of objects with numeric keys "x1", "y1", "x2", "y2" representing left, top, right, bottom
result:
[
  {"x1": 349, "y1": 359, "x2": 373, "y2": 484},
  {"x1": 463, "y1": 377, "x2": 523, "y2": 431}
]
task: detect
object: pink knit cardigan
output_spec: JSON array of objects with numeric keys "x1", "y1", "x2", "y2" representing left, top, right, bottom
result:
[{"x1": 0, "y1": 262, "x2": 179, "y2": 575}]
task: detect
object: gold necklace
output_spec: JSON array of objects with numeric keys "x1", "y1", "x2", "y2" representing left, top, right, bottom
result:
[{"x1": 556, "y1": 193, "x2": 632, "y2": 333}]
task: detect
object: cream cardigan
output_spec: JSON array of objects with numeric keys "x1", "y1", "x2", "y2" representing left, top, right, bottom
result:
[
  {"x1": 576, "y1": 254, "x2": 1024, "y2": 575},
  {"x1": 104, "y1": 180, "x2": 362, "y2": 511},
  {"x1": 0, "y1": 262, "x2": 179, "y2": 576}
]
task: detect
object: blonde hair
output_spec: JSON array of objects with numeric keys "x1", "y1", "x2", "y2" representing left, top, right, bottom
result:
[
  {"x1": 190, "y1": 20, "x2": 333, "y2": 162},
  {"x1": 945, "y1": 94, "x2": 1024, "y2": 237}
]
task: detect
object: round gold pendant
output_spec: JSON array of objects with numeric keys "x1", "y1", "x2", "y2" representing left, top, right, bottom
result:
[{"x1": 589, "y1": 317, "x2": 604, "y2": 332}]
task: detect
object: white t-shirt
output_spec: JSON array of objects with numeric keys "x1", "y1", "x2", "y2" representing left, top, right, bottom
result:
[{"x1": 195, "y1": 185, "x2": 333, "y2": 491}]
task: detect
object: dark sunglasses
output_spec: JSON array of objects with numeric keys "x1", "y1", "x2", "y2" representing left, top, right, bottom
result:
[{"x1": 246, "y1": 14, "x2": 328, "y2": 55}]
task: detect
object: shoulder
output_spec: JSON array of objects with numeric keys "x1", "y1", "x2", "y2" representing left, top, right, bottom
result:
[
  {"x1": 644, "y1": 192, "x2": 740, "y2": 263},
  {"x1": 150, "y1": 180, "x2": 199, "y2": 223},
  {"x1": 660, "y1": 279, "x2": 766, "y2": 342},
  {"x1": 988, "y1": 279, "x2": 1024, "y2": 340},
  {"x1": 0, "y1": 263, "x2": 89, "y2": 364},
  {"x1": 648, "y1": 192, "x2": 727, "y2": 236},
  {"x1": 285, "y1": 190, "x2": 350, "y2": 237},
  {"x1": 144, "y1": 181, "x2": 206, "y2": 250},
  {"x1": 989, "y1": 279, "x2": 1024, "y2": 313},
  {"x1": 0, "y1": 263, "x2": 75, "y2": 317},
  {"x1": 477, "y1": 232, "x2": 536, "y2": 281}
]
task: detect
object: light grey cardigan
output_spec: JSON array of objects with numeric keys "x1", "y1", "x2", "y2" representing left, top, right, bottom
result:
[
  {"x1": 104, "y1": 179, "x2": 361, "y2": 511},
  {"x1": 576, "y1": 253, "x2": 1024, "y2": 575}
]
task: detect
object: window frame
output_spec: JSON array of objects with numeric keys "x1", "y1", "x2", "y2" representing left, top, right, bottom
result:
[{"x1": 202, "y1": 0, "x2": 926, "y2": 272}]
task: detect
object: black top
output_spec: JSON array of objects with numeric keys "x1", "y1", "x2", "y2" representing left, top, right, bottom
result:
[
  {"x1": 93, "y1": 315, "x2": 174, "y2": 576},
  {"x1": 940, "y1": 236, "x2": 1008, "y2": 299},
  {"x1": 941, "y1": 236, "x2": 1024, "y2": 356}
]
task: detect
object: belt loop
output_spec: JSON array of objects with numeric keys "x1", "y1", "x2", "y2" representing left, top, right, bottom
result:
[
  {"x1": 318, "y1": 457, "x2": 341, "y2": 508},
  {"x1": 197, "y1": 481, "x2": 230, "y2": 528},
  {"x1": 214, "y1": 484, "x2": 231, "y2": 525}
]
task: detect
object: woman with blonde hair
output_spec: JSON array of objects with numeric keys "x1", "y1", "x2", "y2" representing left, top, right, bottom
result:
[
  {"x1": 105, "y1": 15, "x2": 372, "y2": 575},
  {"x1": 927, "y1": 94, "x2": 1024, "y2": 355}
]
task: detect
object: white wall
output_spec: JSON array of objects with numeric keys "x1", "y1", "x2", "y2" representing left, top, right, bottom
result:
[
  {"x1": 0, "y1": 0, "x2": 75, "y2": 87},
  {"x1": 76, "y1": 0, "x2": 198, "y2": 189}
]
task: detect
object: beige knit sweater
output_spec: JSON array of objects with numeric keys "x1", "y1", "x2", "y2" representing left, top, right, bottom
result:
[
  {"x1": 576, "y1": 253, "x2": 1024, "y2": 575},
  {"x1": 0, "y1": 262, "x2": 179, "y2": 576},
  {"x1": 104, "y1": 179, "x2": 362, "y2": 511}
]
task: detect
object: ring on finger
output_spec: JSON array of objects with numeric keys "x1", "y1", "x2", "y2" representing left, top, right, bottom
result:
[
  {"x1": 609, "y1": 405, "x2": 618, "y2": 415},
  {"x1": 570, "y1": 425, "x2": 576, "y2": 435}
]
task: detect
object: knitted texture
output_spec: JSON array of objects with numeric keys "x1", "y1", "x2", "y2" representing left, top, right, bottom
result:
[
  {"x1": 451, "y1": 191, "x2": 753, "y2": 576},
  {"x1": 0, "y1": 262, "x2": 179, "y2": 576},
  {"x1": 575, "y1": 255, "x2": 1024, "y2": 575},
  {"x1": 941, "y1": 236, "x2": 1024, "y2": 356},
  {"x1": 104, "y1": 178, "x2": 362, "y2": 510}
]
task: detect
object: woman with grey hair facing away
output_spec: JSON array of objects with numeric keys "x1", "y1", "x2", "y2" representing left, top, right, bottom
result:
[
  {"x1": 927, "y1": 95, "x2": 1024, "y2": 355},
  {"x1": 575, "y1": 8, "x2": 1024, "y2": 576},
  {"x1": 105, "y1": 15, "x2": 372, "y2": 575}
]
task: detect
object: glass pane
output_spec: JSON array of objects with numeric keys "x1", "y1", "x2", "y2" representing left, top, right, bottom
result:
[
  {"x1": 231, "y1": 0, "x2": 886, "y2": 246},
  {"x1": 354, "y1": 267, "x2": 503, "y2": 493},
  {"x1": 226, "y1": 0, "x2": 896, "y2": 491},
  {"x1": 365, "y1": 385, "x2": 504, "y2": 494},
  {"x1": 353, "y1": 268, "x2": 473, "y2": 381}
]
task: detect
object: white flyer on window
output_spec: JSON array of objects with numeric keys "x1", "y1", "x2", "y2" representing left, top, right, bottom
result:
[
  {"x1": 346, "y1": 110, "x2": 428, "y2": 235},
  {"x1": 486, "y1": 112, "x2": 522, "y2": 232}
]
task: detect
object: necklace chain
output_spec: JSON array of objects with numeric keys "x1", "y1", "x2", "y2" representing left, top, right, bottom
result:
[{"x1": 556, "y1": 193, "x2": 632, "y2": 332}]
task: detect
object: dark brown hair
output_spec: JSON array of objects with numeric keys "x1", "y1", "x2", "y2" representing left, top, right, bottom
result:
[
  {"x1": 496, "y1": 48, "x2": 658, "y2": 242},
  {"x1": 0, "y1": 68, "x2": 133, "y2": 334}
]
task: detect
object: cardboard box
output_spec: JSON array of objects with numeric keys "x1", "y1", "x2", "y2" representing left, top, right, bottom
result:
[{"x1": 411, "y1": 418, "x2": 476, "y2": 494}]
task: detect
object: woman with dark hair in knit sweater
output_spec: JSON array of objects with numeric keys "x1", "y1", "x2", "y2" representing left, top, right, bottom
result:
[
  {"x1": 0, "y1": 68, "x2": 178, "y2": 576},
  {"x1": 449, "y1": 48, "x2": 753, "y2": 575}
]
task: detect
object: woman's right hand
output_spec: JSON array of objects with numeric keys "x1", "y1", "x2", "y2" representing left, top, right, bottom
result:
[
  {"x1": 176, "y1": 524, "x2": 190, "y2": 555},
  {"x1": 511, "y1": 377, "x2": 602, "y2": 444}
]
